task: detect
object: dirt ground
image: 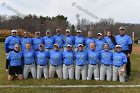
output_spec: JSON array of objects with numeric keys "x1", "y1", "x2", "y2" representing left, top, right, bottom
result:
[{"x1": 133, "y1": 45, "x2": 140, "y2": 55}]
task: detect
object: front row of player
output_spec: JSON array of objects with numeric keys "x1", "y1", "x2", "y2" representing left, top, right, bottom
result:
[{"x1": 6, "y1": 43, "x2": 127, "y2": 82}]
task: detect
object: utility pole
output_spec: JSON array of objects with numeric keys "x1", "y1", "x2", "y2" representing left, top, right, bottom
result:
[
  {"x1": 132, "y1": 32, "x2": 135, "y2": 44},
  {"x1": 76, "y1": 14, "x2": 80, "y2": 30}
]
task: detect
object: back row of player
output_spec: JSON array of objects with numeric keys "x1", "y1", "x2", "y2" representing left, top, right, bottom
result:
[{"x1": 4, "y1": 26, "x2": 132, "y2": 79}]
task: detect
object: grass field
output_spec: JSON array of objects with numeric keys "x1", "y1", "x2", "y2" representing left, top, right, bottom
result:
[{"x1": 0, "y1": 42, "x2": 140, "y2": 93}]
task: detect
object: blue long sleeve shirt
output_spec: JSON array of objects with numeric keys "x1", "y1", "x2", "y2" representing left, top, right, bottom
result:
[
  {"x1": 5, "y1": 36, "x2": 20, "y2": 53},
  {"x1": 49, "y1": 50, "x2": 63, "y2": 65}
]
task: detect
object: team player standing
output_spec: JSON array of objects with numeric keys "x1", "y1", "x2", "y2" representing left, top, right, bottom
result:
[{"x1": 5, "y1": 26, "x2": 132, "y2": 82}]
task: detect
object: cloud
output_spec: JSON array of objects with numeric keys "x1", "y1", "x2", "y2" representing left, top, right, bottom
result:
[{"x1": 0, "y1": 0, "x2": 140, "y2": 24}]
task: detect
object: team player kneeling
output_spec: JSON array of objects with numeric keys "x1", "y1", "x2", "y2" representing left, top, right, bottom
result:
[{"x1": 5, "y1": 26, "x2": 132, "y2": 82}]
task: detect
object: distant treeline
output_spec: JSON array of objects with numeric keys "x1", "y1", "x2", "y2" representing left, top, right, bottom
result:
[{"x1": 0, "y1": 14, "x2": 140, "y2": 40}]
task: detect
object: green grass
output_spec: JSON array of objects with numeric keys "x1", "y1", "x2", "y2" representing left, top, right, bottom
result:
[
  {"x1": 0, "y1": 88, "x2": 140, "y2": 93},
  {"x1": 0, "y1": 42, "x2": 140, "y2": 93}
]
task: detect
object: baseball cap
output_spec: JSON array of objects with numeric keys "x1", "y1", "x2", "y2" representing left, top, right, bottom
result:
[
  {"x1": 119, "y1": 26, "x2": 126, "y2": 30},
  {"x1": 46, "y1": 29, "x2": 51, "y2": 33},
  {"x1": 67, "y1": 44, "x2": 72, "y2": 47},
  {"x1": 56, "y1": 28, "x2": 61, "y2": 32},
  {"x1": 115, "y1": 45, "x2": 122, "y2": 48},
  {"x1": 35, "y1": 31, "x2": 40, "y2": 34},
  {"x1": 66, "y1": 29, "x2": 70, "y2": 32},
  {"x1": 76, "y1": 30, "x2": 81, "y2": 33},
  {"x1": 97, "y1": 33, "x2": 102, "y2": 36},
  {"x1": 11, "y1": 30, "x2": 17, "y2": 33},
  {"x1": 78, "y1": 44, "x2": 84, "y2": 47},
  {"x1": 39, "y1": 44, "x2": 44, "y2": 47},
  {"x1": 53, "y1": 44, "x2": 59, "y2": 47}
]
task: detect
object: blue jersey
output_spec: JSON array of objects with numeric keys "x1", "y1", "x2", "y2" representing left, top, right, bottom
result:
[
  {"x1": 43, "y1": 36, "x2": 54, "y2": 49},
  {"x1": 104, "y1": 36, "x2": 115, "y2": 49},
  {"x1": 23, "y1": 49, "x2": 35, "y2": 64},
  {"x1": 87, "y1": 49, "x2": 99, "y2": 64},
  {"x1": 63, "y1": 50, "x2": 75, "y2": 65},
  {"x1": 95, "y1": 38, "x2": 105, "y2": 51},
  {"x1": 53, "y1": 34, "x2": 64, "y2": 48},
  {"x1": 115, "y1": 35, "x2": 132, "y2": 51},
  {"x1": 113, "y1": 52, "x2": 127, "y2": 66},
  {"x1": 64, "y1": 35, "x2": 75, "y2": 47},
  {"x1": 32, "y1": 37, "x2": 44, "y2": 51},
  {"x1": 5, "y1": 36, "x2": 20, "y2": 53},
  {"x1": 75, "y1": 50, "x2": 87, "y2": 65},
  {"x1": 85, "y1": 37, "x2": 95, "y2": 49},
  {"x1": 49, "y1": 50, "x2": 63, "y2": 65},
  {"x1": 100, "y1": 50, "x2": 113, "y2": 65},
  {"x1": 74, "y1": 35, "x2": 85, "y2": 48},
  {"x1": 20, "y1": 37, "x2": 32, "y2": 50},
  {"x1": 7, "y1": 51, "x2": 22, "y2": 66},
  {"x1": 36, "y1": 50, "x2": 49, "y2": 65}
]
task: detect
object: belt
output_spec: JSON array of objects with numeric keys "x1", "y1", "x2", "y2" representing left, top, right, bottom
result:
[
  {"x1": 89, "y1": 63, "x2": 97, "y2": 65},
  {"x1": 102, "y1": 64, "x2": 111, "y2": 66},
  {"x1": 25, "y1": 63, "x2": 34, "y2": 65},
  {"x1": 59, "y1": 47, "x2": 63, "y2": 49},
  {"x1": 114, "y1": 65, "x2": 122, "y2": 67},
  {"x1": 38, "y1": 64, "x2": 47, "y2": 66},
  {"x1": 78, "y1": 65, "x2": 85, "y2": 66},
  {"x1": 9, "y1": 49, "x2": 14, "y2": 51},
  {"x1": 64, "y1": 64, "x2": 73, "y2": 66},
  {"x1": 46, "y1": 48, "x2": 52, "y2": 49},
  {"x1": 51, "y1": 65, "x2": 60, "y2": 67}
]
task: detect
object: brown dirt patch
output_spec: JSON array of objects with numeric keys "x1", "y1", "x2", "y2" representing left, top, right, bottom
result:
[{"x1": 133, "y1": 45, "x2": 140, "y2": 55}]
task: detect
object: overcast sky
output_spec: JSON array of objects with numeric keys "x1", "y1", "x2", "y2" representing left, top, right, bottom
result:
[{"x1": 0, "y1": 0, "x2": 140, "y2": 24}]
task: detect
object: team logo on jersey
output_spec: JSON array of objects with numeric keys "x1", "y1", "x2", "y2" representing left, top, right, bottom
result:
[
  {"x1": 102, "y1": 53, "x2": 110, "y2": 60},
  {"x1": 53, "y1": 54, "x2": 60, "y2": 61},
  {"x1": 12, "y1": 52, "x2": 22, "y2": 61},
  {"x1": 77, "y1": 54, "x2": 85, "y2": 61},
  {"x1": 25, "y1": 52, "x2": 33, "y2": 60},
  {"x1": 56, "y1": 37, "x2": 62, "y2": 42},
  {"x1": 87, "y1": 39, "x2": 94, "y2": 44},
  {"x1": 66, "y1": 37, "x2": 71, "y2": 44},
  {"x1": 38, "y1": 54, "x2": 45, "y2": 60},
  {"x1": 66, "y1": 54, "x2": 73, "y2": 60},
  {"x1": 11, "y1": 39, "x2": 19, "y2": 45},
  {"x1": 119, "y1": 38, "x2": 126, "y2": 45},
  {"x1": 34, "y1": 40, "x2": 41, "y2": 45},
  {"x1": 77, "y1": 38, "x2": 83, "y2": 44},
  {"x1": 89, "y1": 53, "x2": 96, "y2": 60},
  {"x1": 114, "y1": 56, "x2": 121, "y2": 63},
  {"x1": 107, "y1": 39, "x2": 112, "y2": 44},
  {"x1": 46, "y1": 39, "x2": 52, "y2": 45},
  {"x1": 97, "y1": 41, "x2": 104, "y2": 49}
]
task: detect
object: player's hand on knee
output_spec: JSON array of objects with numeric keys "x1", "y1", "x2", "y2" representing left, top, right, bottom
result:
[
  {"x1": 5, "y1": 53, "x2": 8, "y2": 56},
  {"x1": 119, "y1": 69, "x2": 124, "y2": 76},
  {"x1": 127, "y1": 53, "x2": 131, "y2": 58},
  {"x1": 6, "y1": 69, "x2": 9, "y2": 72}
]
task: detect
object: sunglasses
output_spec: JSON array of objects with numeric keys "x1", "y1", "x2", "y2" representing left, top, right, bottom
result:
[
  {"x1": 116, "y1": 47, "x2": 121, "y2": 48},
  {"x1": 15, "y1": 47, "x2": 20, "y2": 48},
  {"x1": 54, "y1": 46, "x2": 58, "y2": 47},
  {"x1": 107, "y1": 33, "x2": 111, "y2": 34},
  {"x1": 120, "y1": 29, "x2": 125, "y2": 30}
]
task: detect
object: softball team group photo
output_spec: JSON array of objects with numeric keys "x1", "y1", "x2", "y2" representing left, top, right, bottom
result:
[{"x1": 5, "y1": 26, "x2": 132, "y2": 82}]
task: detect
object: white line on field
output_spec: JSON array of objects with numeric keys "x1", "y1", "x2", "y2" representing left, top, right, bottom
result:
[{"x1": 0, "y1": 85, "x2": 140, "y2": 88}]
